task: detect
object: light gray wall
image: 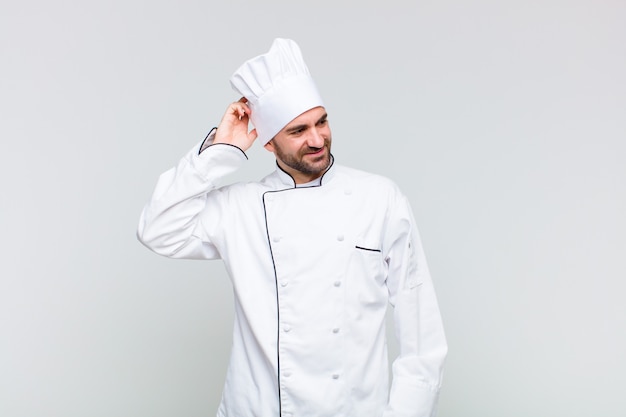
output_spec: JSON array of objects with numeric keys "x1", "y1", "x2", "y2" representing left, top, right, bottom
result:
[{"x1": 1, "y1": 1, "x2": 624, "y2": 416}]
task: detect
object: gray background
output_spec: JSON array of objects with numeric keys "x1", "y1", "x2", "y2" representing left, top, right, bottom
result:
[{"x1": 1, "y1": 0, "x2": 625, "y2": 416}]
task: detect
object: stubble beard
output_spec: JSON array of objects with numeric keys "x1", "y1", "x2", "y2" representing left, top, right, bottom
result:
[{"x1": 275, "y1": 139, "x2": 332, "y2": 177}]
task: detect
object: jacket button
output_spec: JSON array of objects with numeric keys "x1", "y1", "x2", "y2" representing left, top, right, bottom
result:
[
  {"x1": 334, "y1": 281, "x2": 341, "y2": 287},
  {"x1": 283, "y1": 326, "x2": 291, "y2": 332},
  {"x1": 332, "y1": 374, "x2": 340, "y2": 379},
  {"x1": 337, "y1": 234, "x2": 344, "y2": 241},
  {"x1": 273, "y1": 236, "x2": 281, "y2": 243},
  {"x1": 332, "y1": 328, "x2": 340, "y2": 334},
  {"x1": 344, "y1": 189, "x2": 352, "y2": 195},
  {"x1": 280, "y1": 280, "x2": 289, "y2": 287}
]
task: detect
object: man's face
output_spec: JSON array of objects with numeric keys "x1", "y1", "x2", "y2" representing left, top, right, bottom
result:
[{"x1": 264, "y1": 106, "x2": 332, "y2": 184}]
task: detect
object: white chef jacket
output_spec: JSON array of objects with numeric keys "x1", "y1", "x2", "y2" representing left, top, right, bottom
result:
[{"x1": 137, "y1": 139, "x2": 447, "y2": 417}]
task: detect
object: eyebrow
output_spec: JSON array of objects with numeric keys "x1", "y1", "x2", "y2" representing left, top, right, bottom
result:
[
  {"x1": 285, "y1": 113, "x2": 328, "y2": 134},
  {"x1": 285, "y1": 124, "x2": 308, "y2": 134}
]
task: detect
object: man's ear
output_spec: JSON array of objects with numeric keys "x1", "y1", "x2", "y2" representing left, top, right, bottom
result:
[{"x1": 264, "y1": 139, "x2": 275, "y2": 153}]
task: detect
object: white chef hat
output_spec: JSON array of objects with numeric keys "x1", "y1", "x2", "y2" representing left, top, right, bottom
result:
[{"x1": 229, "y1": 38, "x2": 324, "y2": 145}]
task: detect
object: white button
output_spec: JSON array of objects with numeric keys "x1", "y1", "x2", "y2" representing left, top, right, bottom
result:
[
  {"x1": 266, "y1": 195, "x2": 274, "y2": 201},
  {"x1": 273, "y1": 236, "x2": 281, "y2": 243},
  {"x1": 334, "y1": 281, "x2": 341, "y2": 287},
  {"x1": 283, "y1": 326, "x2": 291, "y2": 332},
  {"x1": 283, "y1": 371, "x2": 292, "y2": 377},
  {"x1": 332, "y1": 374, "x2": 340, "y2": 379},
  {"x1": 332, "y1": 328, "x2": 340, "y2": 334},
  {"x1": 280, "y1": 280, "x2": 289, "y2": 287},
  {"x1": 344, "y1": 189, "x2": 352, "y2": 195},
  {"x1": 337, "y1": 234, "x2": 344, "y2": 241}
]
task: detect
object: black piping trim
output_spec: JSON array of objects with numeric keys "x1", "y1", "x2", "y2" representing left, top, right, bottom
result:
[
  {"x1": 261, "y1": 182, "x2": 333, "y2": 412},
  {"x1": 262, "y1": 191, "x2": 282, "y2": 416},
  {"x1": 319, "y1": 154, "x2": 335, "y2": 186},
  {"x1": 198, "y1": 127, "x2": 248, "y2": 159},
  {"x1": 355, "y1": 245, "x2": 382, "y2": 252},
  {"x1": 274, "y1": 154, "x2": 335, "y2": 188},
  {"x1": 209, "y1": 143, "x2": 248, "y2": 159},
  {"x1": 275, "y1": 163, "x2": 297, "y2": 188},
  {"x1": 198, "y1": 127, "x2": 217, "y2": 155},
  {"x1": 260, "y1": 153, "x2": 337, "y2": 413}
]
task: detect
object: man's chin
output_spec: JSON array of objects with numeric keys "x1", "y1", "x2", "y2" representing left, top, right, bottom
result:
[{"x1": 309, "y1": 156, "x2": 331, "y2": 175}]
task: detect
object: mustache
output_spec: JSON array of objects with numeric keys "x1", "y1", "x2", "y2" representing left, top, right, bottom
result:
[
  {"x1": 303, "y1": 145, "x2": 326, "y2": 155},
  {"x1": 304, "y1": 139, "x2": 331, "y2": 154}
]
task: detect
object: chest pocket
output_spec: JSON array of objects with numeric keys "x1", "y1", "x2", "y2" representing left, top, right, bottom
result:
[{"x1": 346, "y1": 235, "x2": 388, "y2": 309}]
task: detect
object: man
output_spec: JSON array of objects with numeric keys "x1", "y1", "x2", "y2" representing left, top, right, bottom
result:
[{"x1": 138, "y1": 38, "x2": 447, "y2": 417}]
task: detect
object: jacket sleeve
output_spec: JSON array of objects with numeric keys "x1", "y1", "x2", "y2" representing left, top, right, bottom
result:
[
  {"x1": 136, "y1": 140, "x2": 247, "y2": 259},
  {"x1": 382, "y1": 192, "x2": 448, "y2": 417}
]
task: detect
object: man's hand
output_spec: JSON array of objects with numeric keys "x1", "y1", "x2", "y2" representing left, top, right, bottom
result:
[{"x1": 214, "y1": 97, "x2": 258, "y2": 152}]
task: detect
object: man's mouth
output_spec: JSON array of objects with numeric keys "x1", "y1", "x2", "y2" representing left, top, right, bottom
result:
[{"x1": 305, "y1": 147, "x2": 325, "y2": 156}]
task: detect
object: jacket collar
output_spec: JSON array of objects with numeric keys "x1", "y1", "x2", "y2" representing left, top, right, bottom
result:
[{"x1": 272, "y1": 154, "x2": 336, "y2": 189}]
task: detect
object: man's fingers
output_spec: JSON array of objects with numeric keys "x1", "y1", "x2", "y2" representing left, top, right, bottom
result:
[
  {"x1": 230, "y1": 99, "x2": 251, "y2": 121},
  {"x1": 215, "y1": 100, "x2": 255, "y2": 151}
]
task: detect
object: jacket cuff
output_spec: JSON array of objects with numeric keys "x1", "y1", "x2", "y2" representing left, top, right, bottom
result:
[
  {"x1": 383, "y1": 376, "x2": 441, "y2": 417},
  {"x1": 198, "y1": 127, "x2": 247, "y2": 159},
  {"x1": 187, "y1": 140, "x2": 247, "y2": 182},
  {"x1": 199, "y1": 127, "x2": 217, "y2": 154}
]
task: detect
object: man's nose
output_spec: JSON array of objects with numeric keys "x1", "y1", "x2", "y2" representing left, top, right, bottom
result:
[{"x1": 307, "y1": 127, "x2": 325, "y2": 148}]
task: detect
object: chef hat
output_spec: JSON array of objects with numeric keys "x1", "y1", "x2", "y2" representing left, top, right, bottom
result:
[{"x1": 230, "y1": 38, "x2": 324, "y2": 145}]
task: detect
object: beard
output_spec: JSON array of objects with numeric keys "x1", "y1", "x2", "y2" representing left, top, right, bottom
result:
[{"x1": 273, "y1": 138, "x2": 332, "y2": 178}]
